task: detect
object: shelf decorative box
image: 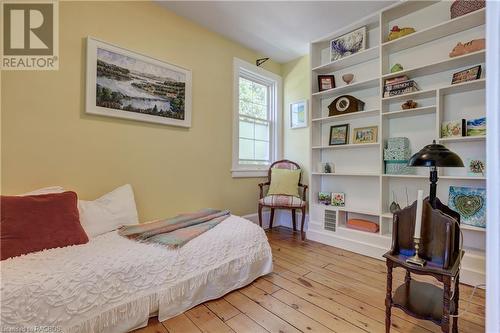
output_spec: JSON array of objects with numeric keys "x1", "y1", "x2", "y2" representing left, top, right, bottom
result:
[
  {"x1": 384, "y1": 148, "x2": 411, "y2": 160},
  {"x1": 385, "y1": 160, "x2": 415, "y2": 175}
]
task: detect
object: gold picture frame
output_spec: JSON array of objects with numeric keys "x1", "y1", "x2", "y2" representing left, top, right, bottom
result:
[{"x1": 353, "y1": 126, "x2": 378, "y2": 144}]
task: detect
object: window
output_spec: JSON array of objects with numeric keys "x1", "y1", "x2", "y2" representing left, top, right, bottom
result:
[{"x1": 232, "y1": 58, "x2": 282, "y2": 178}]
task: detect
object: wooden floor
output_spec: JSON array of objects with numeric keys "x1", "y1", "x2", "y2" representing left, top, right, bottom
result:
[{"x1": 136, "y1": 227, "x2": 485, "y2": 333}]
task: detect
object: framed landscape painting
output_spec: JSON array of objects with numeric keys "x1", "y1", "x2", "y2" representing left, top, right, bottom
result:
[{"x1": 86, "y1": 37, "x2": 192, "y2": 127}]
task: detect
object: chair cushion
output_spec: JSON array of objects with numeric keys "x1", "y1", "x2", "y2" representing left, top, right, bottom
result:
[
  {"x1": 1, "y1": 191, "x2": 89, "y2": 260},
  {"x1": 260, "y1": 195, "x2": 305, "y2": 208},
  {"x1": 267, "y1": 168, "x2": 301, "y2": 197}
]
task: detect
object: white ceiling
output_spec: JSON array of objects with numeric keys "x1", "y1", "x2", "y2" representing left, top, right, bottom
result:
[{"x1": 158, "y1": 1, "x2": 395, "y2": 63}]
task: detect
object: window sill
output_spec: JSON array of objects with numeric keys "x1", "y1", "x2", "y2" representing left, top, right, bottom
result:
[{"x1": 231, "y1": 169, "x2": 268, "y2": 178}]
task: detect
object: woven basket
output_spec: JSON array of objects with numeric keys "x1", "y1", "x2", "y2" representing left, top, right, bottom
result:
[{"x1": 450, "y1": 0, "x2": 485, "y2": 19}]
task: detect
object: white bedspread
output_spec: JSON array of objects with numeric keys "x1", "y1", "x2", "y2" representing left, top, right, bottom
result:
[{"x1": 0, "y1": 215, "x2": 272, "y2": 333}]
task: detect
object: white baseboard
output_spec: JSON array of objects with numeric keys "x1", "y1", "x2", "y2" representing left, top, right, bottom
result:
[{"x1": 242, "y1": 209, "x2": 309, "y2": 230}]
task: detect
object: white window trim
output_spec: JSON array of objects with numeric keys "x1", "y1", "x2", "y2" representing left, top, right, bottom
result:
[{"x1": 232, "y1": 57, "x2": 282, "y2": 178}]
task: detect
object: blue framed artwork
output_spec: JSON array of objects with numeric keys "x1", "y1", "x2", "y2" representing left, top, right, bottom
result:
[{"x1": 448, "y1": 186, "x2": 486, "y2": 228}]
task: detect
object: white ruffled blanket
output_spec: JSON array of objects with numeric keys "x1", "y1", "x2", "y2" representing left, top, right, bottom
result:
[{"x1": 1, "y1": 215, "x2": 272, "y2": 333}]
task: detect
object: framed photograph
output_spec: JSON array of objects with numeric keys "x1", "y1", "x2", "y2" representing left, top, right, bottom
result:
[
  {"x1": 466, "y1": 117, "x2": 486, "y2": 136},
  {"x1": 352, "y1": 126, "x2": 378, "y2": 144},
  {"x1": 441, "y1": 119, "x2": 465, "y2": 138},
  {"x1": 448, "y1": 186, "x2": 486, "y2": 228},
  {"x1": 330, "y1": 26, "x2": 367, "y2": 62},
  {"x1": 329, "y1": 124, "x2": 349, "y2": 145},
  {"x1": 290, "y1": 100, "x2": 308, "y2": 129},
  {"x1": 467, "y1": 158, "x2": 485, "y2": 176},
  {"x1": 318, "y1": 75, "x2": 335, "y2": 92},
  {"x1": 451, "y1": 65, "x2": 482, "y2": 85},
  {"x1": 86, "y1": 37, "x2": 192, "y2": 127},
  {"x1": 331, "y1": 192, "x2": 345, "y2": 207},
  {"x1": 318, "y1": 192, "x2": 332, "y2": 205}
]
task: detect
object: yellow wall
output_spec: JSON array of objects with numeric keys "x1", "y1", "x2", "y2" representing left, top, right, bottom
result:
[
  {"x1": 282, "y1": 55, "x2": 311, "y2": 183},
  {"x1": 1, "y1": 1, "x2": 282, "y2": 220}
]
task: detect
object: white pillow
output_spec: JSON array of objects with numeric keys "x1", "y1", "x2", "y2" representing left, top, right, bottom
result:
[
  {"x1": 21, "y1": 186, "x2": 65, "y2": 196},
  {"x1": 78, "y1": 184, "x2": 139, "y2": 238}
]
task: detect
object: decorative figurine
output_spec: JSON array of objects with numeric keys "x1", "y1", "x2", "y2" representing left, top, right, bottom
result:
[
  {"x1": 401, "y1": 100, "x2": 418, "y2": 109},
  {"x1": 390, "y1": 63, "x2": 404, "y2": 73},
  {"x1": 388, "y1": 26, "x2": 416, "y2": 41},
  {"x1": 390, "y1": 191, "x2": 401, "y2": 214},
  {"x1": 449, "y1": 38, "x2": 485, "y2": 57}
]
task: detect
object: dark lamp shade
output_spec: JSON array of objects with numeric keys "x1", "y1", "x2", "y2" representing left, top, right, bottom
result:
[{"x1": 408, "y1": 141, "x2": 464, "y2": 168}]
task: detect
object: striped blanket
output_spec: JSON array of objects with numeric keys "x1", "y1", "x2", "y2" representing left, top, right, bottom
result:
[{"x1": 118, "y1": 208, "x2": 230, "y2": 248}]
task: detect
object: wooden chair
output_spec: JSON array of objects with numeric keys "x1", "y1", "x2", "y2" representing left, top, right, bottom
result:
[{"x1": 258, "y1": 160, "x2": 308, "y2": 239}]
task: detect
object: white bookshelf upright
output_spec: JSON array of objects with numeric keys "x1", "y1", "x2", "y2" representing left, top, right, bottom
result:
[{"x1": 307, "y1": 1, "x2": 486, "y2": 285}]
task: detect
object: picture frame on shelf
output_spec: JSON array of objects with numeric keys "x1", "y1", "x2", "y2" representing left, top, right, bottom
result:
[
  {"x1": 289, "y1": 100, "x2": 308, "y2": 129},
  {"x1": 467, "y1": 158, "x2": 485, "y2": 177},
  {"x1": 448, "y1": 186, "x2": 486, "y2": 228},
  {"x1": 352, "y1": 126, "x2": 378, "y2": 144},
  {"x1": 441, "y1": 119, "x2": 466, "y2": 138},
  {"x1": 330, "y1": 26, "x2": 366, "y2": 62},
  {"x1": 329, "y1": 124, "x2": 349, "y2": 145},
  {"x1": 466, "y1": 117, "x2": 486, "y2": 136},
  {"x1": 331, "y1": 192, "x2": 345, "y2": 207},
  {"x1": 318, "y1": 192, "x2": 332, "y2": 205},
  {"x1": 451, "y1": 65, "x2": 482, "y2": 85},
  {"x1": 318, "y1": 75, "x2": 335, "y2": 92}
]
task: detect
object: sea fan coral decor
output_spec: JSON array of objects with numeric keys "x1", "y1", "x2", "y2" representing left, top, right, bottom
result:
[{"x1": 330, "y1": 27, "x2": 366, "y2": 62}]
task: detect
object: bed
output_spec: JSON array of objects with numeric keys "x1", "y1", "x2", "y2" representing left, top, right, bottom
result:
[{"x1": 0, "y1": 215, "x2": 272, "y2": 333}]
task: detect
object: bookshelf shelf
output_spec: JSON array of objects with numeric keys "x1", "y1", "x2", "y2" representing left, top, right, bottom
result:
[
  {"x1": 308, "y1": 1, "x2": 485, "y2": 286},
  {"x1": 312, "y1": 109, "x2": 379, "y2": 123},
  {"x1": 312, "y1": 77, "x2": 379, "y2": 98},
  {"x1": 382, "y1": 105, "x2": 436, "y2": 119},
  {"x1": 381, "y1": 8, "x2": 485, "y2": 53},
  {"x1": 312, "y1": 46, "x2": 380, "y2": 74}
]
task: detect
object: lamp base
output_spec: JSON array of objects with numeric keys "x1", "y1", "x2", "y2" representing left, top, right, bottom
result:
[{"x1": 406, "y1": 237, "x2": 426, "y2": 267}]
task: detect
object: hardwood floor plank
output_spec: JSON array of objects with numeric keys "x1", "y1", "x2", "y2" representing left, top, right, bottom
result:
[
  {"x1": 143, "y1": 227, "x2": 484, "y2": 333},
  {"x1": 205, "y1": 298, "x2": 240, "y2": 321},
  {"x1": 185, "y1": 305, "x2": 234, "y2": 333},
  {"x1": 252, "y1": 277, "x2": 282, "y2": 294},
  {"x1": 225, "y1": 313, "x2": 270, "y2": 333},
  {"x1": 224, "y1": 291, "x2": 301, "y2": 333},
  {"x1": 239, "y1": 284, "x2": 335, "y2": 332},
  {"x1": 271, "y1": 288, "x2": 368, "y2": 333},
  {"x1": 162, "y1": 314, "x2": 202, "y2": 333},
  {"x1": 263, "y1": 272, "x2": 393, "y2": 333}
]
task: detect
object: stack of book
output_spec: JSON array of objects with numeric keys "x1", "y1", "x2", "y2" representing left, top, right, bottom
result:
[{"x1": 383, "y1": 75, "x2": 420, "y2": 97}]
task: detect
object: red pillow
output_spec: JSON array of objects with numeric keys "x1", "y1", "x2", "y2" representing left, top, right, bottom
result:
[{"x1": 1, "y1": 191, "x2": 89, "y2": 260}]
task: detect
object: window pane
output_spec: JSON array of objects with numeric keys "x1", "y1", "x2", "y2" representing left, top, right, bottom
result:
[
  {"x1": 252, "y1": 104, "x2": 267, "y2": 119},
  {"x1": 239, "y1": 100, "x2": 253, "y2": 117},
  {"x1": 254, "y1": 141, "x2": 269, "y2": 161},
  {"x1": 239, "y1": 118, "x2": 254, "y2": 139},
  {"x1": 255, "y1": 121, "x2": 269, "y2": 141},
  {"x1": 252, "y1": 82, "x2": 267, "y2": 106},
  {"x1": 239, "y1": 78, "x2": 253, "y2": 102},
  {"x1": 239, "y1": 138, "x2": 254, "y2": 160}
]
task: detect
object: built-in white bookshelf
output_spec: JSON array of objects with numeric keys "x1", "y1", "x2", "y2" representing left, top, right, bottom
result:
[{"x1": 307, "y1": 1, "x2": 486, "y2": 286}]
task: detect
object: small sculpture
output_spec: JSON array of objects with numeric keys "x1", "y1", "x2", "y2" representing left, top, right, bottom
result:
[
  {"x1": 390, "y1": 63, "x2": 404, "y2": 73},
  {"x1": 388, "y1": 26, "x2": 416, "y2": 41},
  {"x1": 449, "y1": 38, "x2": 485, "y2": 58},
  {"x1": 342, "y1": 73, "x2": 354, "y2": 85},
  {"x1": 390, "y1": 191, "x2": 401, "y2": 214},
  {"x1": 401, "y1": 100, "x2": 418, "y2": 109}
]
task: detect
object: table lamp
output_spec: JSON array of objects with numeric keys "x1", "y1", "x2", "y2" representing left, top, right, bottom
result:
[
  {"x1": 406, "y1": 141, "x2": 463, "y2": 266},
  {"x1": 408, "y1": 140, "x2": 464, "y2": 208}
]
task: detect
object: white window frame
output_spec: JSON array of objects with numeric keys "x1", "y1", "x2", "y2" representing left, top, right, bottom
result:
[{"x1": 232, "y1": 58, "x2": 282, "y2": 178}]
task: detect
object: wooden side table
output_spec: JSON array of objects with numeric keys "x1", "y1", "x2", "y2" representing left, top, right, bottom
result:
[{"x1": 383, "y1": 251, "x2": 463, "y2": 333}]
